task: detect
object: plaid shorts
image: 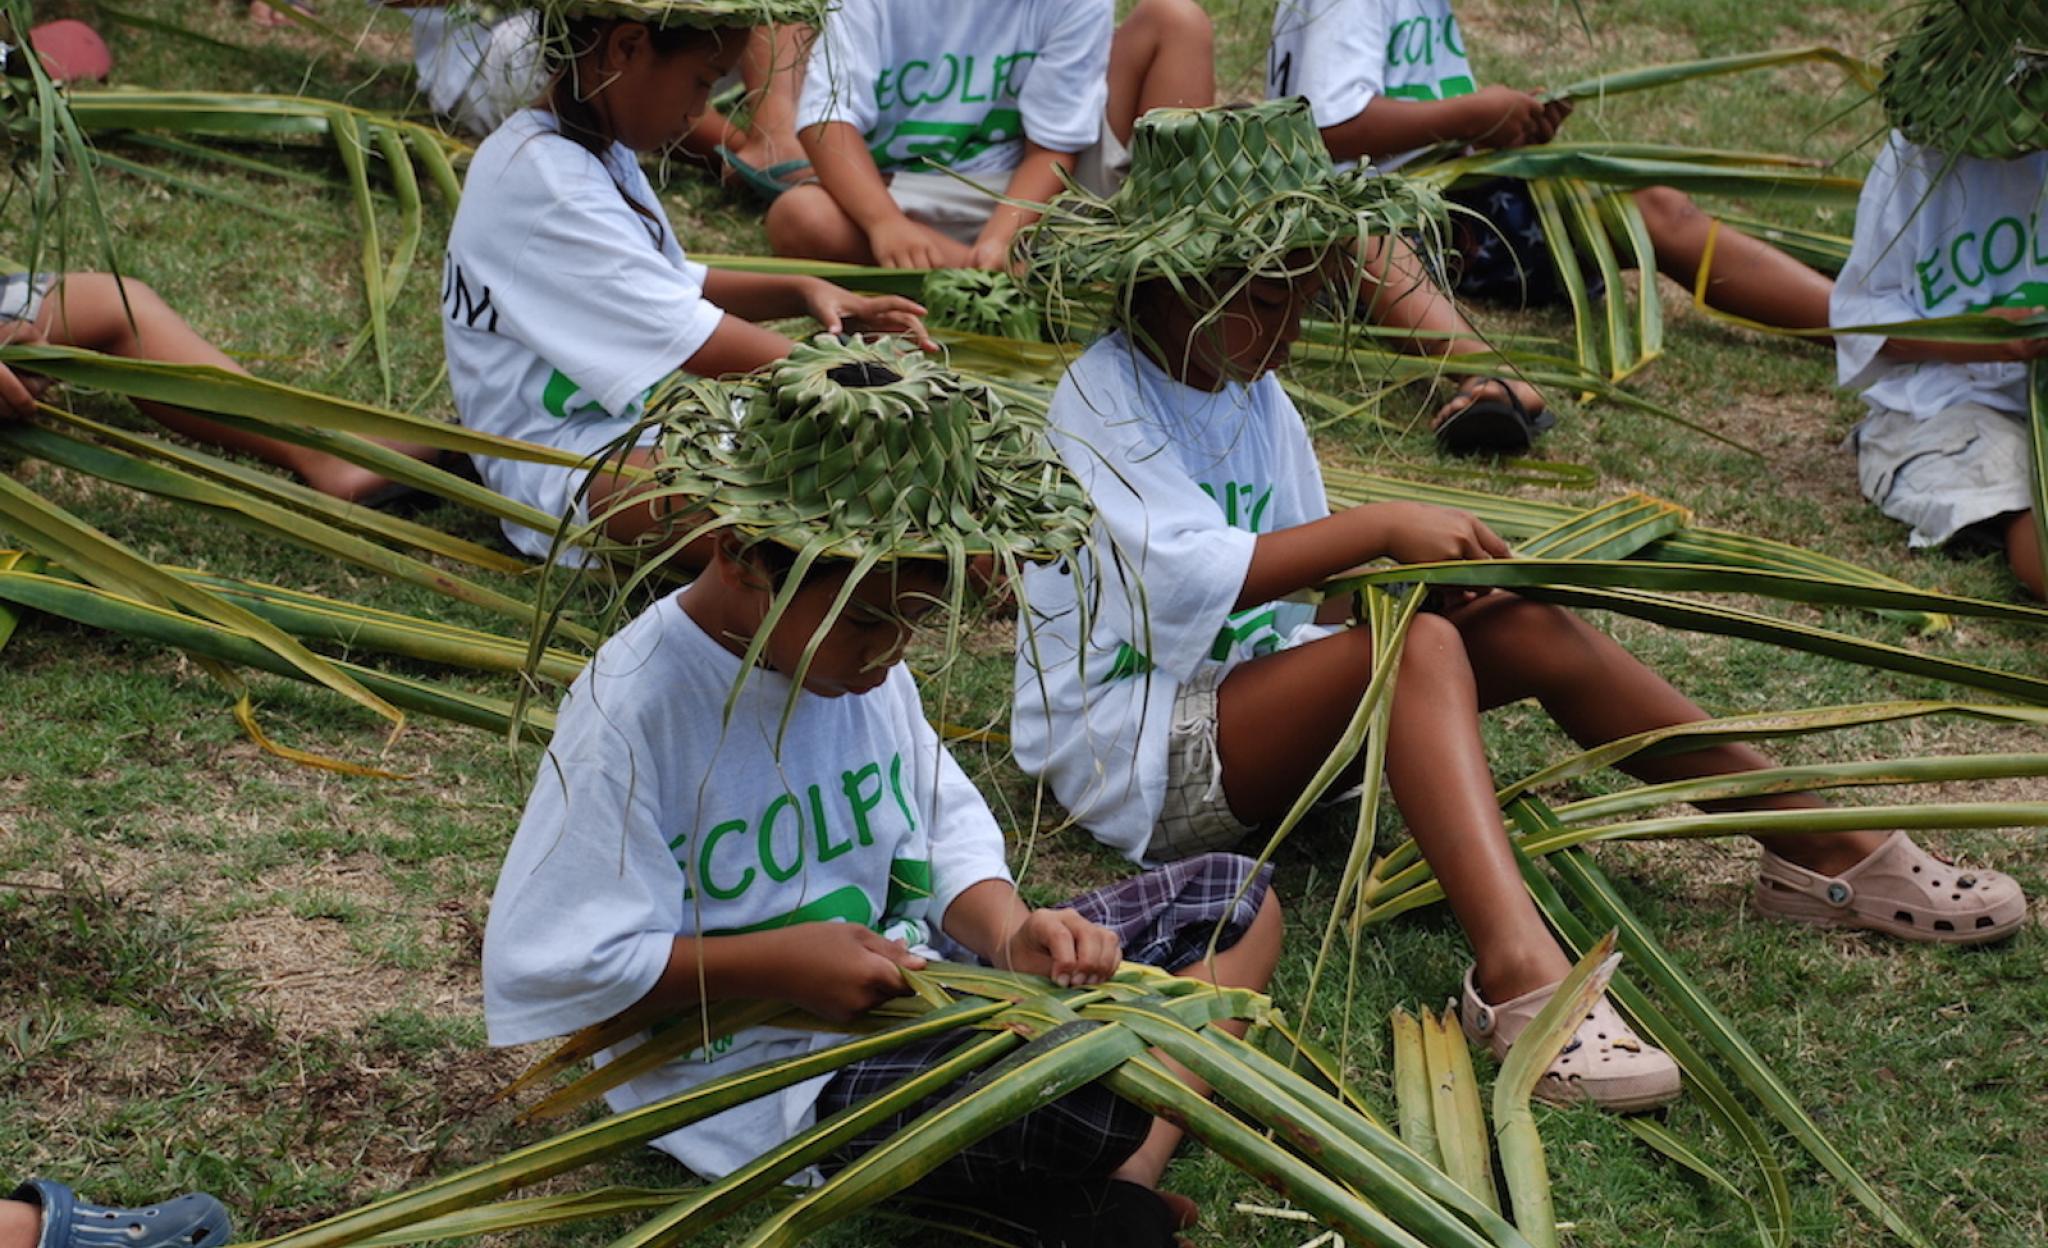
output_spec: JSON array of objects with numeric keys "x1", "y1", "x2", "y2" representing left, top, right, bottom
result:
[
  {"x1": 817, "y1": 852, "x2": 1273, "y2": 1190},
  {"x1": 1152, "y1": 667, "x2": 1256, "y2": 863},
  {"x1": 0, "y1": 273, "x2": 51, "y2": 324}
]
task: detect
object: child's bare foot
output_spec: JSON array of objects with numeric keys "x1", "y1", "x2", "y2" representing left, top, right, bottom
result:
[{"x1": 248, "y1": 2, "x2": 313, "y2": 28}]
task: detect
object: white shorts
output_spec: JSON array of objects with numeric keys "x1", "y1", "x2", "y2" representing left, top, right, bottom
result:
[
  {"x1": 888, "y1": 116, "x2": 1134, "y2": 246},
  {"x1": 476, "y1": 424, "x2": 664, "y2": 565},
  {"x1": 1150, "y1": 666, "x2": 1256, "y2": 863},
  {"x1": 0, "y1": 273, "x2": 52, "y2": 324},
  {"x1": 1853, "y1": 401, "x2": 2033, "y2": 549}
]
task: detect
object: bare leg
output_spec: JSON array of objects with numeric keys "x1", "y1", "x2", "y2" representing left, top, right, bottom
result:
[
  {"x1": 2005, "y1": 511, "x2": 2045, "y2": 600},
  {"x1": 1218, "y1": 616, "x2": 1574, "y2": 1002},
  {"x1": 766, "y1": 184, "x2": 880, "y2": 263},
  {"x1": 1449, "y1": 592, "x2": 1889, "y2": 875},
  {"x1": 582, "y1": 445, "x2": 718, "y2": 569},
  {"x1": 34, "y1": 274, "x2": 435, "y2": 502},
  {"x1": 1633, "y1": 186, "x2": 1835, "y2": 334},
  {"x1": 1109, "y1": 889, "x2": 1283, "y2": 1190},
  {"x1": 729, "y1": 25, "x2": 813, "y2": 171},
  {"x1": 0, "y1": 1200, "x2": 37, "y2": 1248},
  {"x1": 1106, "y1": 0, "x2": 1215, "y2": 144},
  {"x1": 1359, "y1": 236, "x2": 1547, "y2": 430}
]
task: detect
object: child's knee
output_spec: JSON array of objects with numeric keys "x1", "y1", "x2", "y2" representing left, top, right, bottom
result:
[
  {"x1": 766, "y1": 186, "x2": 859, "y2": 260},
  {"x1": 1633, "y1": 186, "x2": 1703, "y2": 237},
  {"x1": 1399, "y1": 610, "x2": 1467, "y2": 668}
]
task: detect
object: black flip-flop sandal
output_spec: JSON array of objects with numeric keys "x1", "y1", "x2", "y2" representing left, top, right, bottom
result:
[
  {"x1": 1433, "y1": 377, "x2": 1554, "y2": 457},
  {"x1": 11, "y1": 1180, "x2": 233, "y2": 1248}
]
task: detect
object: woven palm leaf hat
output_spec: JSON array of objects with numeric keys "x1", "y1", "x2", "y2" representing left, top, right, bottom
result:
[
  {"x1": 1879, "y1": 0, "x2": 2048, "y2": 159},
  {"x1": 537, "y1": 0, "x2": 827, "y2": 29},
  {"x1": 621, "y1": 337, "x2": 1096, "y2": 580},
  {"x1": 1019, "y1": 97, "x2": 1445, "y2": 322}
]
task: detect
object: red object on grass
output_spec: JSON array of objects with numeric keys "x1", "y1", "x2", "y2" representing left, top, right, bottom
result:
[{"x1": 28, "y1": 19, "x2": 113, "y2": 83}]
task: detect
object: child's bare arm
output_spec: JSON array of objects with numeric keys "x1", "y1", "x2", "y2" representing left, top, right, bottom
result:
[
  {"x1": 1238, "y1": 501, "x2": 1510, "y2": 609},
  {"x1": 943, "y1": 880, "x2": 1121, "y2": 988},
  {"x1": 633, "y1": 924, "x2": 926, "y2": 1025},
  {"x1": 679, "y1": 315, "x2": 800, "y2": 378},
  {"x1": 968, "y1": 141, "x2": 1076, "y2": 271},
  {"x1": 701, "y1": 271, "x2": 935, "y2": 348},
  {"x1": 802, "y1": 122, "x2": 971, "y2": 269},
  {"x1": 1319, "y1": 87, "x2": 1561, "y2": 164},
  {"x1": 1879, "y1": 305, "x2": 2048, "y2": 364}
]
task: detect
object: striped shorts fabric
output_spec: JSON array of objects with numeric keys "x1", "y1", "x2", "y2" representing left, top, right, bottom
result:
[{"x1": 816, "y1": 852, "x2": 1273, "y2": 1189}]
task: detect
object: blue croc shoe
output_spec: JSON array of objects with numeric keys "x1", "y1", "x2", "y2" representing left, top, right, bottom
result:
[{"x1": 11, "y1": 1180, "x2": 232, "y2": 1248}]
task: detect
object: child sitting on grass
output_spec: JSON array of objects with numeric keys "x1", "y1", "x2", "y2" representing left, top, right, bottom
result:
[
  {"x1": 0, "y1": 271, "x2": 427, "y2": 502},
  {"x1": 442, "y1": 0, "x2": 928, "y2": 561},
  {"x1": 2, "y1": 1179, "x2": 229, "y2": 1248},
  {"x1": 1833, "y1": 1, "x2": 2048, "y2": 599},
  {"x1": 482, "y1": 340, "x2": 1281, "y2": 1246},
  {"x1": 1011, "y1": 100, "x2": 2026, "y2": 1114},
  {"x1": 766, "y1": 0, "x2": 1213, "y2": 270},
  {"x1": 1265, "y1": 0, "x2": 1839, "y2": 453}
]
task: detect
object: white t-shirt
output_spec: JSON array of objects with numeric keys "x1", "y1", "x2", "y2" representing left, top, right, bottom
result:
[
  {"x1": 484, "y1": 590, "x2": 1012, "y2": 1178},
  {"x1": 443, "y1": 109, "x2": 728, "y2": 558},
  {"x1": 1267, "y1": 0, "x2": 1477, "y2": 172},
  {"x1": 1011, "y1": 334, "x2": 1333, "y2": 863},
  {"x1": 371, "y1": 2, "x2": 542, "y2": 135},
  {"x1": 797, "y1": 0, "x2": 1113, "y2": 177},
  {"x1": 1833, "y1": 131, "x2": 2048, "y2": 420}
]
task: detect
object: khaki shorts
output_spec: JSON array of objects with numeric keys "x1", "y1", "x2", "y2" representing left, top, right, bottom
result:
[
  {"x1": 889, "y1": 115, "x2": 1134, "y2": 247},
  {"x1": 1149, "y1": 666, "x2": 1256, "y2": 863},
  {"x1": 1853, "y1": 401, "x2": 2033, "y2": 549}
]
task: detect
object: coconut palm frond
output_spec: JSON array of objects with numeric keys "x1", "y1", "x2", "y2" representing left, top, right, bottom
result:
[{"x1": 49, "y1": 90, "x2": 471, "y2": 394}]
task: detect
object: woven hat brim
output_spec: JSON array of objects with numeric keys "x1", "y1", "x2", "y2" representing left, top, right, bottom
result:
[
  {"x1": 539, "y1": 0, "x2": 828, "y2": 30},
  {"x1": 1023, "y1": 167, "x2": 1444, "y2": 296}
]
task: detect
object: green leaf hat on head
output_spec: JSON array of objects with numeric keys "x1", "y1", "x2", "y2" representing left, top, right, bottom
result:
[
  {"x1": 637, "y1": 336, "x2": 1096, "y2": 567},
  {"x1": 1019, "y1": 98, "x2": 1445, "y2": 319},
  {"x1": 536, "y1": 0, "x2": 829, "y2": 30},
  {"x1": 1880, "y1": 1, "x2": 2048, "y2": 160}
]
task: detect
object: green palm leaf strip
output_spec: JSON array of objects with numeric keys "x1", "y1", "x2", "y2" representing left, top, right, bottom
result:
[
  {"x1": 1492, "y1": 933, "x2": 1620, "y2": 1248},
  {"x1": 1535, "y1": 818, "x2": 1933, "y2": 1248},
  {"x1": 0, "y1": 566, "x2": 546, "y2": 739},
  {"x1": 1105, "y1": 1000, "x2": 1529, "y2": 1248},
  {"x1": 1558, "y1": 178, "x2": 1638, "y2": 381},
  {"x1": 1598, "y1": 191, "x2": 1665, "y2": 371},
  {"x1": 1392, "y1": 1009, "x2": 1439, "y2": 1170},
  {"x1": 0, "y1": 419, "x2": 561, "y2": 640},
  {"x1": 245, "y1": 997, "x2": 1005, "y2": 1248},
  {"x1": 1423, "y1": 1005, "x2": 1498, "y2": 1212},
  {"x1": 0, "y1": 470, "x2": 397, "y2": 726},
  {"x1": 1511, "y1": 850, "x2": 1789, "y2": 1247},
  {"x1": 1544, "y1": 45, "x2": 1879, "y2": 101},
  {"x1": 1517, "y1": 493, "x2": 1688, "y2": 560},
  {"x1": 1417, "y1": 146, "x2": 1864, "y2": 204}
]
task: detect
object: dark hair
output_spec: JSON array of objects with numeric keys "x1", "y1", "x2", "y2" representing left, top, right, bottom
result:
[
  {"x1": 729, "y1": 533, "x2": 950, "y2": 594},
  {"x1": 544, "y1": 18, "x2": 731, "y2": 235}
]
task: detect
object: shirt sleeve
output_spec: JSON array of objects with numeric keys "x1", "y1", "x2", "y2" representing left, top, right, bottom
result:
[
  {"x1": 796, "y1": 0, "x2": 882, "y2": 135},
  {"x1": 1018, "y1": 0, "x2": 1114, "y2": 155},
  {"x1": 1051, "y1": 354, "x2": 1258, "y2": 682},
  {"x1": 477, "y1": 145, "x2": 728, "y2": 417},
  {"x1": 482, "y1": 753, "x2": 681, "y2": 1047},
  {"x1": 908, "y1": 705, "x2": 1014, "y2": 928},
  {"x1": 1270, "y1": 0, "x2": 1386, "y2": 128},
  {"x1": 1833, "y1": 133, "x2": 1923, "y2": 393}
]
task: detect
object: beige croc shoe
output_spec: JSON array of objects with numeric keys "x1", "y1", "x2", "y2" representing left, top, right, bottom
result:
[
  {"x1": 1459, "y1": 967, "x2": 1682, "y2": 1113},
  {"x1": 1755, "y1": 831, "x2": 2027, "y2": 945}
]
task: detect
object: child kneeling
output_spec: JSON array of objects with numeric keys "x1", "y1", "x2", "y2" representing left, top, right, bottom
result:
[
  {"x1": 481, "y1": 341, "x2": 1279, "y2": 1242},
  {"x1": 1012, "y1": 101, "x2": 2026, "y2": 1114}
]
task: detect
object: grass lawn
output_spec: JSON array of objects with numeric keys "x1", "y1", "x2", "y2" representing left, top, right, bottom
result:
[{"x1": 2, "y1": 1, "x2": 2045, "y2": 1245}]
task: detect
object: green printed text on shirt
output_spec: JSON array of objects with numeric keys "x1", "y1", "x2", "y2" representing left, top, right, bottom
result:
[
  {"x1": 1383, "y1": 15, "x2": 1474, "y2": 101},
  {"x1": 1913, "y1": 211, "x2": 2048, "y2": 311},
  {"x1": 671, "y1": 751, "x2": 923, "y2": 914},
  {"x1": 867, "y1": 50, "x2": 1038, "y2": 169}
]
